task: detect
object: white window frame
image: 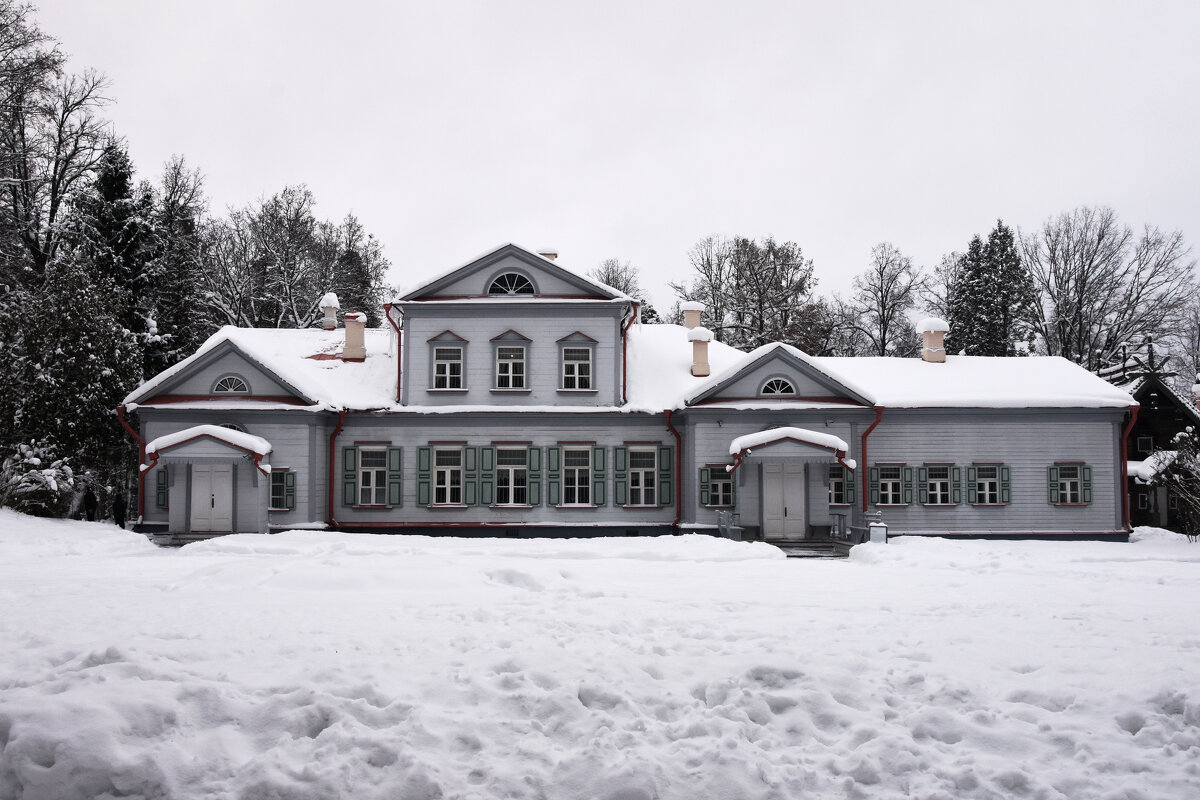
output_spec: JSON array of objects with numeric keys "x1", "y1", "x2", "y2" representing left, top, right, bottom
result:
[
  {"x1": 975, "y1": 465, "x2": 1000, "y2": 505},
  {"x1": 495, "y1": 448, "x2": 529, "y2": 506},
  {"x1": 627, "y1": 447, "x2": 657, "y2": 507},
  {"x1": 213, "y1": 375, "x2": 249, "y2": 394},
  {"x1": 1057, "y1": 465, "x2": 1081, "y2": 505},
  {"x1": 709, "y1": 473, "x2": 734, "y2": 507},
  {"x1": 926, "y1": 465, "x2": 951, "y2": 505},
  {"x1": 270, "y1": 469, "x2": 289, "y2": 509},
  {"x1": 562, "y1": 347, "x2": 593, "y2": 390},
  {"x1": 495, "y1": 346, "x2": 526, "y2": 390},
  {"x1": 760, "y1": 378, "x2": 796, "y2": 395},
  {"x1": 878, "y1": 465, "x2": 903, "y2": 505},
  {"x1": 562, "y1": 447, "x2": 592, "y2": 506},
  {"x1": 488, "y1": 272, "x2": 535, "y2": 295},
  {"x1": 358, "y1": 448, "x2": 388, "y2": 506},
  {"x1": 433, "y1": 346, "x2": 463, "y2": 390},
  {"x1": 434, "y1": 447, "x2": 464, "y2": 505},
  {"x1": 829, "y1": 466, "x2": 848, "y2": 506}
]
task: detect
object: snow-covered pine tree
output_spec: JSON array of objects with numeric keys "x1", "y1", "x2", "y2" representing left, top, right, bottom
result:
[{"x1": 945, "y1": 221, "x2": 1037, "y2": 356}]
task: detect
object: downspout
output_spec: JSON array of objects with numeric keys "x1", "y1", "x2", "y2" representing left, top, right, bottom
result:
[
  {"x1": 327, "y1": 410, "x2": 348, "y2": 528},
  {"x1": 383, "y1": 303, "x2": 403, "y2": 404},
  {"x1": 1121, "y1": 404, "x2": 1139, "y2": 531},
  {"x1": 116, "y1": 405, "x2": 146, "y2": 519},
  {"x1": 664, "y1": 409, "x2": 683, "y2": 526},
  {"x1": 621, "y1": 301, "x2": 639, "y2": 405},
  {"x1": 860, "y1": 406, "x2": 884, "y2": 513}
]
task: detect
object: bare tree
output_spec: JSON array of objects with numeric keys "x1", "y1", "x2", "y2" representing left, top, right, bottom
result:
[
  {"x1": 840, "y1": 242, "x2": 924, "y2": 356},
  {"x1": 669, "y1": 236, "x2": 734, "y2": 339},
  {"x1": 590, "y1": 257, "x2": 660, "y2": 322},
  {"x1": 1022, "y1": 206, "x2": 1197, "y2": 373}
]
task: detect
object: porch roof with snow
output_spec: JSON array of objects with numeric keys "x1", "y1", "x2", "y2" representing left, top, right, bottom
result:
[{"x1": 728, "y1": 427, "x2": 857, "y2": 471}]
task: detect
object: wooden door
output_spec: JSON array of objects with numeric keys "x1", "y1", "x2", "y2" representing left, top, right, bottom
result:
[
  {"x1": 190, "y1": 464, "x2": 234, "y2": 532},
  {"x1": 763, "y1": 463, "x2": 807, "y2": 539}
]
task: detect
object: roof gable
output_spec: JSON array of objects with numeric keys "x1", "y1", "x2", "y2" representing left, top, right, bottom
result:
[
  {"x1": 1128, "y1": 374, "x2": 1200, "y2": 427},
  {"x1": 397, "y1": 244, "x2": 629, "y2": 301},
  {"x1": 686, "y1": 344, "x2": 874, "y2": 407},
  {"x1": 124, "y1": 339, "x2": 315, "y2": 406}
]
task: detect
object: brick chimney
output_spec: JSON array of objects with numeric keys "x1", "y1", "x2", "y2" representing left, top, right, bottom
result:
[
  {"x1": 343, "y1": 311, "x2": 366, "y2": 361},
  {"x1": 681, "y1": 301, "x2": 704, "y2": 330},
  {"x1": 319, "y1": 292, "x2": 340, "y2": 330},
  {"x1": 537, "y1": 248, "x2": 558, "y2": 261},
  {"x1": 917, "y1": 317, "x2": 949, "y2": 363},
  {"x1": 689, "y1": 325, "x2": 713, "y2": 377}
]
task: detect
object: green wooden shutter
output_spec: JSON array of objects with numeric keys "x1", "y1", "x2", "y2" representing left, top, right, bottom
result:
[
  {"x1": 918, "y1": 467, "x2": 928, "y2": 505},
  {"x1": 1000, "y1": 465, "x2": 1011, "y2": 505},
  {"x1": 902, "y1": 466, "x2": 914, "y2": 505},
  {"x1": 1047, "y1": 466, "x2": 1060, "y2": 504},
  {"x1": 463, "y1": 447, "x2": 478, "y2": 505},
  {"x1": 387, "y1": 447, "x2": 403, "y2": 506},
  {"x1": 658, "y1": 446, "x2": 674, "y2": 506},
  {"x1": 284, "y1": 470, "x2": 296, "y2": 510},
  {"x1": 868, "y1": 466, "x2": 880, "y2": 505},
  {"x1": 614, "y1": 447, "x2": 628, "y2": 506},
  {"x1": 527, "y1": 447, "x2": 542, "y2": 506},
  {"x1": 547, "y1": 446, "x2": 561, "y2": 506},
  {"x1": 342, "y1": 447, "x2": 358, "y2": 506},
  {"x1": 844, "y1": 467, "x2": 854, "y2": 504},
  {"x1": 155, "y1": 469, "x2": 169, "y2": 508},
  {"x1": 592, "y1": 446, "x2": 606, "y2": 506},
  {"x1": 966, "y1": 466, "x2": 978, "y2": 504},
  {"x1": 1081, "y1": 465, "x2": 1093, "y2": 504},
  {"x1": 479, "y1": 446, "x2": 495, "y2": 506},
  {"x1": 417, "y1": 446, "x2": 431, "y2": 506},
  {"x1": 699, "y1": 467, "x2": 711, "y2": 506},
  {"x1": 951, "y1": 467, "x2": 962, "y2": 504}
]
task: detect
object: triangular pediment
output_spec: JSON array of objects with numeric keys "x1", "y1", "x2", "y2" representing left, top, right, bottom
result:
[
  {"x1": 125, "y1": 340, "x2": 314, "y2": 406},
  {"x1": 398, "y1": 244, "x2": 628, "y2": 301},
  {"x1": 687, "y1": 345, "x2": 872, "y2": 407}
]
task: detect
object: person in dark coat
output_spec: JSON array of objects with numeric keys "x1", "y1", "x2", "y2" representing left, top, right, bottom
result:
[
  {"x1": 83, "y1": 488, "x2": 98, "y2": 522},
  {"x1": 112, "y1": 493, "x2": 127, "y2": 530}
]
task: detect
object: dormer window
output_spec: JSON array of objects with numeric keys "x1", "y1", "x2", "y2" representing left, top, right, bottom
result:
[
  {"x1": 488, "y1": 273, "x2": 535, "y2": 295},
  {"x1": 213, "y1": 375, "x2": 249, "y2": 394},
  {"x1": 761, "y1": 378, "x2": 795, "y2": 395}
]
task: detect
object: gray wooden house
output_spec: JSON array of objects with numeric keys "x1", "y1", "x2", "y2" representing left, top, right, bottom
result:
[{"x1": 120, "y1": 244, "x2": 1138, "y2": 542}]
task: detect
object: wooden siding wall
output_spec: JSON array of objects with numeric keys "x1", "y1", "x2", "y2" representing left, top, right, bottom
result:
[
  {"x1": 713, "y1": 360, "x2": 846, "y2": 400},
  {"x1": 162, "y1": 350, "x2": 296, "y2": 398},
  {"x1": 402, "y1": 306, "x2": 623, "y2": 407},
  {"x1": 430, "y1": 254, "x2": 596, "y2": 297}
]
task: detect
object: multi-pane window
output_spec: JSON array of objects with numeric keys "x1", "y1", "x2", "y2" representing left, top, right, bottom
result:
[
  {"x1": 1136, "y1": 436, "x2": 1153, "y2": 455},
  {"x1": 761, "y1": 378, "x2": 796, "y2": 395},
  {"x1": 495, "y1": 448, "x2": 528, "y2": 505},
  {"x1": 829, "y1": 466, "x2": 847, "y2": 505},
  {"x1": 270, "y1": 471, "x2": 288, "y2": 509},
  {"x1": 975, "y1": 465, "x2": 1000, "y2": 504},
  {"x1": 563, "y1": 448, "x2": 591, "y2": 505},
  {"x1": 434, "y1": 347, "x2": 463, "y2": 389},
  {"x1": 628, "y1": 448, "x2": 657, "y2": 506},
  {"x1": 496, "y1": 346, "x2": 525, "y2": 389},
  {"x1": 1057, "y1": 465, "x2": 1081, "y2": 504},
  {"x1": 709, "y1": 473, "x2": 734, "y2": 506},
  {"x1": 562, "y1": 348, "x2": 592, "y2": 389},
  {"x1": 213, "y1": 375, "x2": 249, "y2": 393},
  {"x1": 878, "y1": 466, "x2": 903, "y2": 505},
  {"x1": 434, "y1": 448, "x2": 463, "y2": 505},
  {"x1": 359, "y1": 450, "x2": 387, "y2": 505},
  {"x1": 927, "y1": 465, "x2": 951, "y2": 505},
  {"x1": 488, "y1": 273, "x2": 534, "y2": 295}
]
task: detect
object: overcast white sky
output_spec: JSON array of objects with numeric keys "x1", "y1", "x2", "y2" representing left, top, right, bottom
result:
[{"x1": 39, "y1": 1, "x2": 1200, "y2": 313}]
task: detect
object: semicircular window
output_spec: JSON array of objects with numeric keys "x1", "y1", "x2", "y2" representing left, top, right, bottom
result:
[
  {"x1": 761, "y1": 378, "x2": 796, "y2": 395},
  {"x1": 488, "y1": 273, "x2": 535, "y2": 295},
  {"x1": 219, "y1": 423, "x2": 247, "y2": 433},
  {"x1": 213, "y1": 375, "x2": 250, "y2": 394}
]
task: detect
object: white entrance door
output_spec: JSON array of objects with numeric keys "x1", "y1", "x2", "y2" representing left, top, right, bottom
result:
[
  {"x1": 190, "y1": 464, "x2": 234, "y2": 532},
  {"x1": 763, "y1": 462, "x2": 807, "y2": 539}
]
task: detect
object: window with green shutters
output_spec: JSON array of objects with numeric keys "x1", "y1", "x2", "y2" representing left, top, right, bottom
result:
[
  {"x1": 967, "y1": 464, "x2": 1010, "y2": 505},
  {"x1": 918, "y1": 465, "x2": 960, "y2": 506},
  {"x1": 549, "y1": 446, "x2": 606, "y2": 507},
  {"x1": 699, "y1": 465, "x2": 735, "y2": 507},
  {"x1": 479, "y1": 446, "x2": 541, "y2": 507},
  {"x1": 269, "y1": 469, "x2": 296, "y2": 510},
  {"x1": 155, "y1": 469, "x2": 168, "y2": 508},
  {"x1": 869, "y1": 465, "x2": 912, "y2": 505},
  {"x1": 342, "y1": 446, "x2": 403, "y2": 507},
  {"x1": 828, "y1": 465, "x2": 855, "y2": 506},
  {"x1": 1048, "y1": 464, "x2": 1092, "y2": 505},
  {"x1": 417, "y1": 445, "x2": 485, "y2": 506},
  {"x1": 614, "y1": 445, "x2": 672, "y2": 507}
]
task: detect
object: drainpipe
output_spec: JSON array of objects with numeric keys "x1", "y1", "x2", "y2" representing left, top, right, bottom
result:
[
  {"x1": 664, "y1": 409, "x2": 683, "y2": 526},
  {"x1": 860, "y1": 406, "x2": 884, "y2": 513},
  {"x1": 621, "y1": 301, "x2": 639, "y2": 405},
  {"x1": 383, "y1": 303, "x2": 403, "y2": 403},
  {"x1": 116, "y1": 405, "x2": 146, "y2": 519},
  {"x1": 1121, "y1": 404, "x2": 1139, "y2": 531},
  {"x1": 327, "y1": 410, "x2": 348, "y2": 528}
]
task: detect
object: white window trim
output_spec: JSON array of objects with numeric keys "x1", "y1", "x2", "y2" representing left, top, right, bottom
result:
[
  {"x1": 358, "y1": 448, "x2": 388, "y2": 507},
  {"x1": 432, "y1": 346, "x2": 465, "y2": 391},
  {"x1": 1057, "y1": 465, "x2": 1082, "y2": 505},
  {"x1": 433, "y1": 447, "x2": 464, "y2": 506},
  {"x1": 212, "y1": 374, "x2": 250, "y2": 394},
  {"x1": 269, "y1": 468, "x2": 290, "y2": 510},
  {"x1": 974, "y1": 465, "x2": 1001, "y2": 505},
  {"x1": 494, "y1": 345, "x2": 527, "y2": 390},
  {"x1": 561, "y1": 447, "x2": 593, "y2": 507},
  {"x1": 561, "y1": 347, "x2": 594, "y2": 391},
  {"x1": 494, "y1": 448, "x2": 529, "y2": 506},
  {"x1": 829, "y1": 466, "x2": 850, "y2": 506},
  {"x1": 878, "y1": 465, "x2": 903, "y2": 506},
  {"x1": 626, "y1": 447, "x2": 658, "y2": 507},
  {"x1": 925, "y1": 465, "x2": 952, "y2": 506},
  {"x1": 708, "y1": 473, "x2": 734, "y2": 507}
]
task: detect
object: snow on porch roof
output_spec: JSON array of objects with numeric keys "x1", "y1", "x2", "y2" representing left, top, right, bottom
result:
[
  {"x1": 146, "y1": 425, "x2": 272, "y2": 458},
  {"x1": 729, "y1": 427, "x2": 854, "y2": 470}
]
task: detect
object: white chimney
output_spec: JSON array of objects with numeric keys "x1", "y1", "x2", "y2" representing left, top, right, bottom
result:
[
  {"x1": 343, "y1": 311, "x2": 366, "y2": 361},
  {"x1": 319, "y1": 292, "x2": 340, "y2": 330},
  {"x1": 681, "y1": 301, "x2": 705, "y2": 330},
  {"x1": 537, "y1": 248, "x2": 558, "y2": 261},
  {"x1": 689, "y1": 325, "x2": 713, "y2": 377},
  {"x1": 917, "y1": 317, "x2": 949, "y2": 363}
]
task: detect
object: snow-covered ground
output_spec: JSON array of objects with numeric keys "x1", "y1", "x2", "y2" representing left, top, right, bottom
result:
[{"x1": 1, "y1": 512, "x2": 1198, "y2": 799}]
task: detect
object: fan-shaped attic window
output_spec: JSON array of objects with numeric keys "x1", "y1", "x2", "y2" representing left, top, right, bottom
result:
[
  {"x1": 488, "y1": 273, "x2": 535, "y2": 295},
  {"x1": 219, "y1": 423, "x2": 247, "y2": 433},
  {"x1": 761, "y1": 378, "x2": 796, "y2": 395},
  {"x1": 213, "y1": 375, "x2": 250, "y2": 394}
]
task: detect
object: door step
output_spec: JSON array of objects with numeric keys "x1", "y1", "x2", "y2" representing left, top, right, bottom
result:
[{"x1": 769, "y1": 540, "x2": 850, "y2": 559}]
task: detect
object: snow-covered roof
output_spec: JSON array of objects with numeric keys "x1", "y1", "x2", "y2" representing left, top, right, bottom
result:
[
  {"x1": 729, "y1": 427, "x2": 849, "y2": 455},
  {"x1": 624, "y1": 324, "x2": 744, "y2": 411},
  {"x1": 687, "y1": 326, "x2": 714, "y2": 342},
  {"x1": 680, "y1": 301, "x2": 705, "y2": 312},
  {"x1": 1128, "y1": 451, "x2": 1177, "y2": 482},
  {"x1": 146, "y1": 425, "x2": 272, "y2": 458}
]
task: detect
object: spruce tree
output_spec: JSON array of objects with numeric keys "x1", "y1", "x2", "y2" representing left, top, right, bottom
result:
[{"x1": 945, "y1": 221, "x2": 1037, "y2": 356}]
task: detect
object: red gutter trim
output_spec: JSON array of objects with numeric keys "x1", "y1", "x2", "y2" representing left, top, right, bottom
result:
[
  {"x1": 147, "y1": 433, "x2": 271, "y2": 477},
  {"x1": 621, "y1": 301, "x2": 638, "y2": 405},
  {"x1": 1121, "y1": 404, "x2": 1139, "y2": 530},
  {"x1": 664, "y1": 409, "x2": 683, "y2": 526},
  {"x1": 861, "y1": 406, "x2": 884, "y2": 512},
  {"x1": 328, "y1": 410, "x2": 348, "y2": 528},
  {"x1": 323, "y1": 521, "x2": 679, "y2": 529},
  {"x1": 142, "y1": 394, "x2": 306, "y2": 405},
  {"x1": 116, "y1": 405, "x2": 147, "y2": 518}
]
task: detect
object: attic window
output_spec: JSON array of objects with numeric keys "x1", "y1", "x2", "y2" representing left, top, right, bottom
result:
[
  {"x1": 213, "y1": 375, "x2": 249, "y2": 394},
  {"x1": 488, "y1": 273, "x2": 535, "y2": 295},
  {"x1": 761, "y1": 378, "x2": 796, "y2": 395},
  {"x1": 219, "y1": 423, "x2": 247, "y2": 433}
]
